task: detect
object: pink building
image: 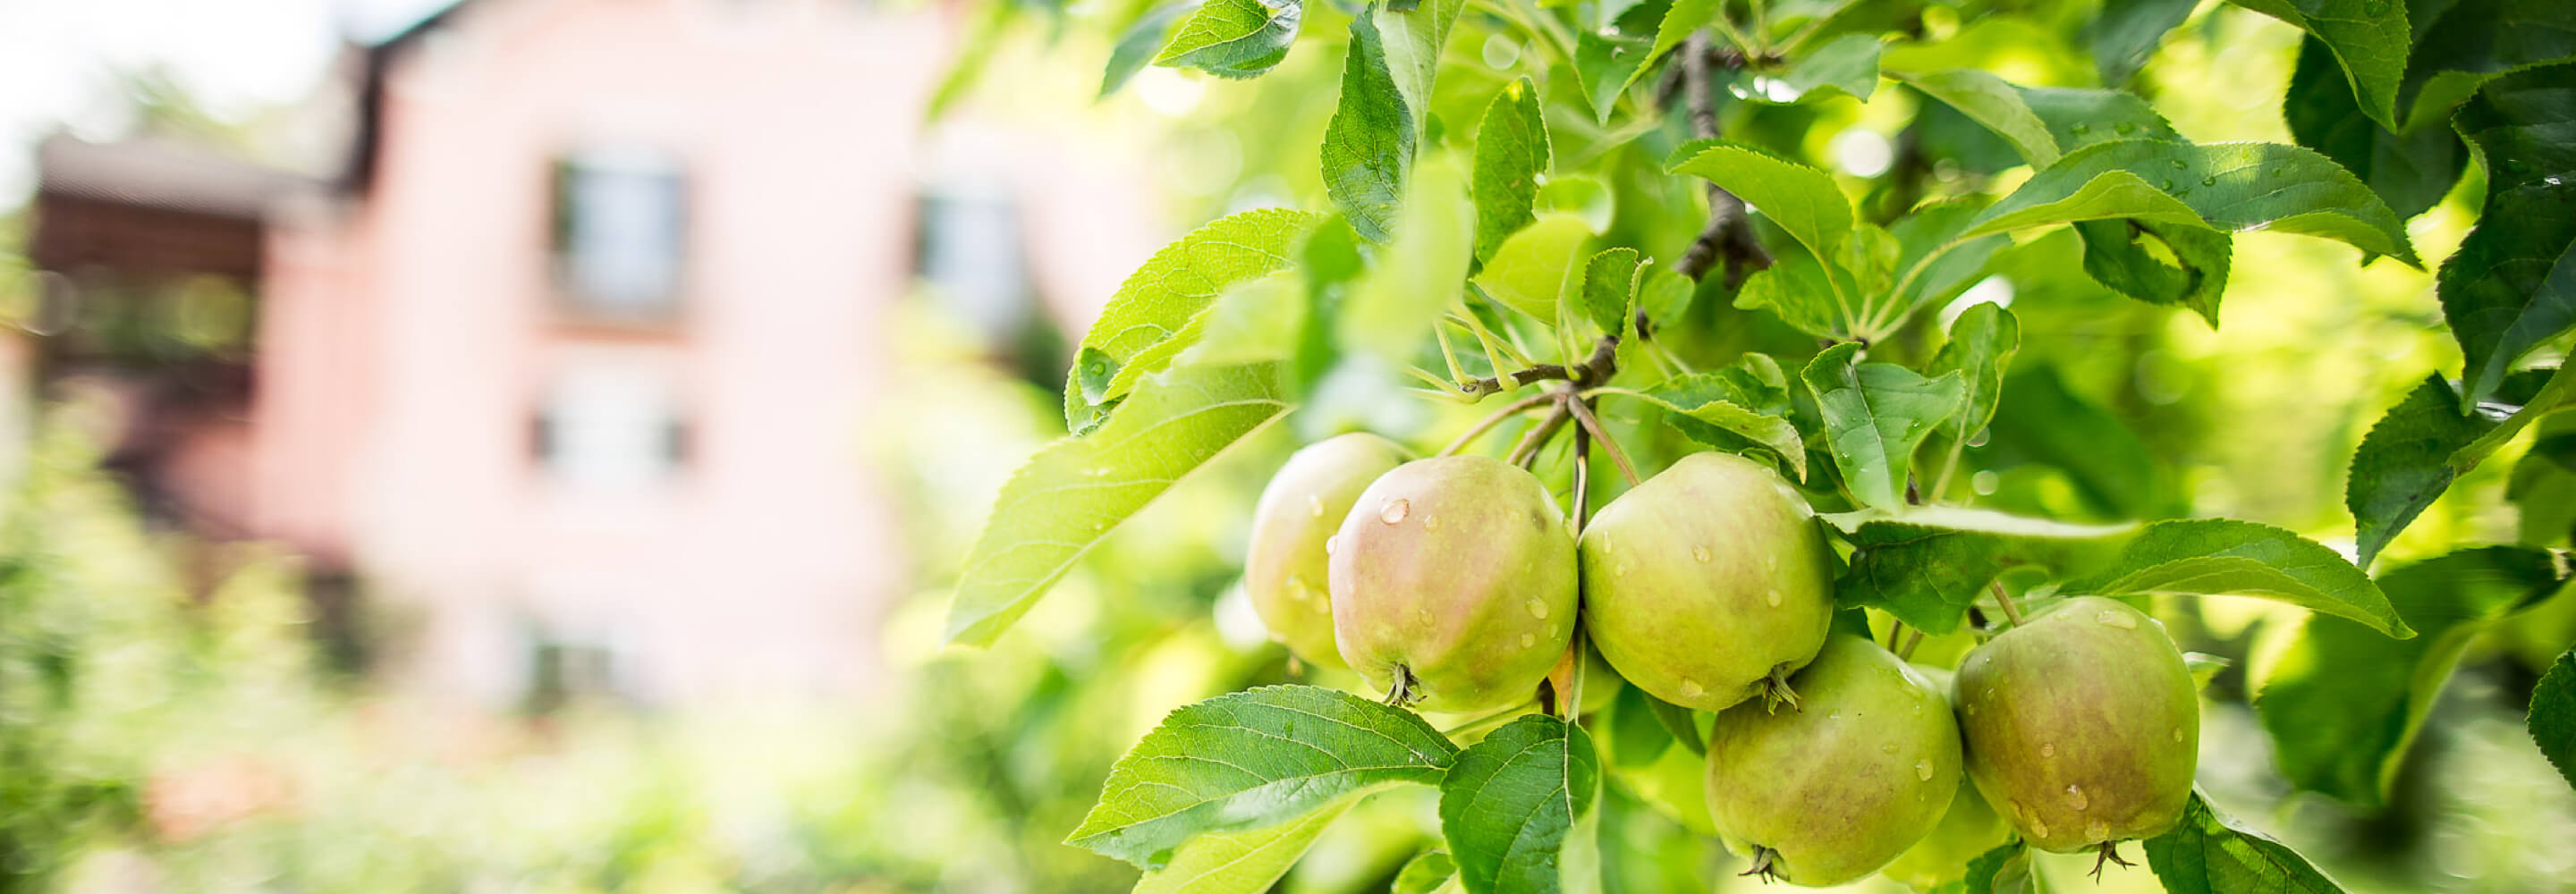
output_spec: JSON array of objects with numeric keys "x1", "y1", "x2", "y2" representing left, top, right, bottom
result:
[{"x1": 28, "y1": 0, "x2": 1160, "y2": 705}]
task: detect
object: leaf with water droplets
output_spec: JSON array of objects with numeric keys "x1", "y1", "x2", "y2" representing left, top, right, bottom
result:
[
  {"x1": 1069, "y1": 684, "x2": 1459, "y2": 868},
  {"x1": 2069, "y1": 519, "x2": 2410, "y2": 637},
  {"x1": 1062, "y1": 208, "x2": 1320, "y2": 432},
  {"x1": 1802, "y1": 342, "x2": 1966, "y2": 510},
  {"x1": 1967, "y1": 140, "x2": 2419, "y2": 267}
]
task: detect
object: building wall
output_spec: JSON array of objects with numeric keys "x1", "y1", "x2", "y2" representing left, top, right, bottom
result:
[{"x1": 255, "y1": 0, "x2": 970, "y2": 704}]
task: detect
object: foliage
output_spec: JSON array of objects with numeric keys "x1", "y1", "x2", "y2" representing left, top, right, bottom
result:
[{"x1": 928, "y1": 0, "x2": 2576, "y2": 890}]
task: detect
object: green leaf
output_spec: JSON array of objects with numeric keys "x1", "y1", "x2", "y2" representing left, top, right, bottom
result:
[
  {"x1": 2085, "y1": 0, "x2": 2200, "y2": 86},
  {"x1": 2072, "y1": 519, "x2": 2411, "y2": 637},
  {"x1": 2454, "y1": 62, "x2": 2576, "y2": 198},
  {"x1": 1731, "y1": 246, "x2": 1851, "y2": 338},
  {"x1": 2074, "y1": 218, "x2": 2233, "y2": 325},
  {"x1": 949, "y1": 364, "x2": 1290, "y2": 645},
  {"x1": 1574, "y1": 248, "x2": 1642, "y2": 337},
  {"x1": 2347, "y1": 375, "x2": 2491, "y2": 566},
  {"x1": 1473, "y1": 79, "x2": 1552, "y2": 265},
  {"x1": 1473, "y1": 214, "x2": 1595, "y2": 322},
  {"x1": 1321, "y1": 10, "x2": 1414, "y2": 242},
  {"x1": 2509, "y1": 429, "x2": 2576, "y2": 548},
  {"x1": 1103, "y1": 1, "x2": 1199, "y2": 97},
  {"x1": 1801, "y1": 342, "x2": 1967, "y2": 510},
  {"x1": 1896, "y1": 71, "x2": 2180, "y2": 169},
  {"x1": 1667, "y1": 141, "x2": 1856, "y2": 270},
  {"x1": 1985, "y1": 366, "x2": 2179, "y2": 519},
  {"x1": 926, "y1": 0, "x2": 1014, "y2": 122},
  {"x1": 1394, "y1": 849, "x2": 1463, "y2": 894},
  {"x1": 1376, "y1": 0, "x2": 1466, "y2": 125},
  {"x1": 1967, "y1": 139, "x2": 2421, "y2": 266},
  {"x1": 2458, "y1": 365, "x2": 2576, "y2": 464},
  {"x1": 2021, "y1": 87, "x2": 2184, "y2": 154},
  {"x1": 1928, "y1": 302, "x2": 2020, "y2": 442},
  {"x1": 1439, "y1": 715, "x2": 1603, "y2": 894},
  {"x1": 1069, "y1": 685, "x2": 1460, "y2": 867},
  {"x1": 1621, "y1": 375, "x2": 1808, "y2": 480},
  {"x1": 1575, "y1": 28, "x2": 1653, "y2": 123},
  {"x1": 1644, "y1": 692, "x2": 1703, "y2": 756},
  {"x1": 2445, "y1": 63, "x2": 2576, "y2": 406},
  {"x1": 1831, "y1": 506, "x2": 2140, "y2": 635},
  {"x1": 1896, "y1": 70, "x2": 2065, "y2": 168},
  {"x1": 1958, "y1": 842, "x2": 2047, "y2": 894},
  {"x1": 1604, "y1": 684, "x2": 1674, "y2": 769},
  {"x1": 1623, "y1": 0, "x2": 1721, "y2": 97},
  {"x1": 1064, "y1": 208, "x2": 1319, "y2": 432},
  {"x1": 2224, "y1": 0, "x2": 2411, "y2": 131},
  {"x1": 1343, "y1": 157, "x2": 1475, "y2": 361},
  {"x1": 1884, "y1": 198, "x2": 2010, "y2": 329},
  {"x1": 2284, "y1": 35, "x2": 2466, "y2": 221},
  {"x1": 1767, "y1": 33, "x2": 1882, "y2": 104},
  {"x1": 1133, "y1": 796, "x2": 1357, "y2": 894},
  {"x1": 1182, "y1": 274, "x2": 1308, "y2": 367},
  {"x1": 2396, "y1": 0, "x2": 2576, "y2": 129},
  {"x1": 2258, "y1": 546, "x2": 2566, "y2": 805},
  {"x1": 2534, "y1": 648, "x2": 2576, "y2": 791},
  {"x1": 1633, "y1": 266, "x2": 1695, "y2": 335},
  {"x1": 1538, "y1": 175, "x2": 1615, "y2": 233},
  {"x1": 2142, "y1": 790, "x2": 2352, "y2": 894},
  {"x1": 1156, "y1": 0, "x2": 1304, "y2": 79}
]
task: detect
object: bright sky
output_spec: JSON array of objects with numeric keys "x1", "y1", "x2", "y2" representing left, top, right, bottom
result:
[{"x1": 0, "y1": 0, "x2": 450, "y2": 202}]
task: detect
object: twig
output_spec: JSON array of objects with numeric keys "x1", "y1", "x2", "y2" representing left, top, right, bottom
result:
[
  {"x1": 1669, "y1": 33, "x2": 1774, "y2": 291},
  {"x1": 1572, "y1": 417, "x2": 1594, "y2": 533},
  {"x1": 1455, "y1": 336, "x2": 1623, "y2": 399},
  {"x1": 1508, "y1": 397, "x2": 1575, "y2": 468},
  {"x1": 1989, "y1": 581, "x2": 2025, "y2": 628},
  {"x1": 1565, "y1": 396, "x2": 1642, "y2": 485},
  {"x1": 1898, "y1": 628, "x2": 1925, "y2": 661},
  {"x1": 1438, "y1": 391, "x2": 1557, "y2": 457}
]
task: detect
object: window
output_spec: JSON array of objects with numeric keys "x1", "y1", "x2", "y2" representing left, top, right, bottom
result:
[
  {"x1": 533, "y1": 364, "x2": 684, "y2": 490},
  {"x1": 913, "y1": 183, "x2": 1031, "y2": 346},
  {"x1": 551, "y1": 148, "x2": 687, "y2": 320},
  {"x1": 520, "y1": 623, "x2": 624, "y2": 714}
]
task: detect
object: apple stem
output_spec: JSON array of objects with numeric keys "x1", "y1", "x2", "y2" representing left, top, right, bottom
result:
[
  {"x1": 2089, "y1": 841, "x2": 2134, "y2": 879},
  {"x1": 1757, "y1": 663, "x2": 1803, "y2": 714},
  {"x1": 1736, "y1": 846, "x2": 1781, "y2": 882},
  {"x1": 1383, "y1": 664, "x2": 1419, "y2": 707}
]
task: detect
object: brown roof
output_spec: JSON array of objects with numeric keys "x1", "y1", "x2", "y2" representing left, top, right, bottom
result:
[{"x1": 36, "y1": 133, "x2": 311, "y2": 220}]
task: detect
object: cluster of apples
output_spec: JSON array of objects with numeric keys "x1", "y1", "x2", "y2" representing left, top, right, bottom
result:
[{"x1": 1244, "y1": 434, "x2": 2201, "y2": 887}]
